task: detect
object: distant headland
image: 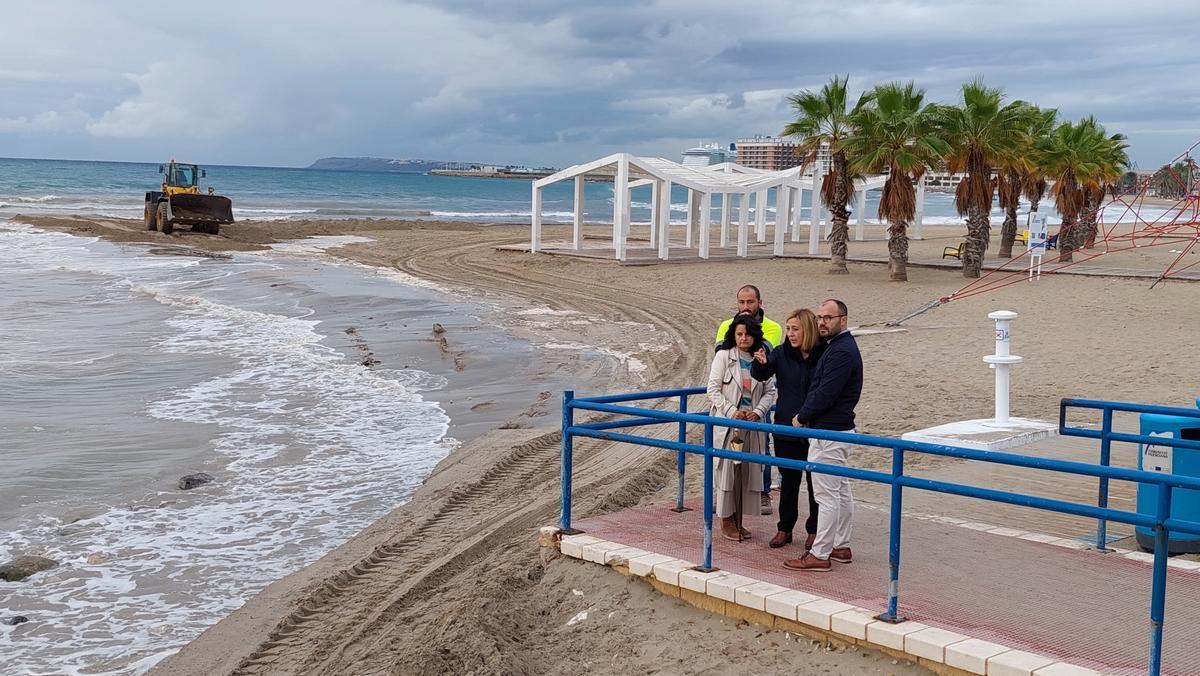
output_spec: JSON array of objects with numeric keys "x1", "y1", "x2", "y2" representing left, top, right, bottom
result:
[{"x1": 307, "y1": 157, "x2": 557, "y2": 178}]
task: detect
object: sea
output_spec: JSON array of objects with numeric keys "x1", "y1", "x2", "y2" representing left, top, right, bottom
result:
[{"x1": 0, "y1": 156, "x2": 1161, "y2": 675}]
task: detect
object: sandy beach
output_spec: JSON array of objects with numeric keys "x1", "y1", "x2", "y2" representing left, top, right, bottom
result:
[{"x1": 14, "y1": 213, "x2": 1200, "y2": 674}]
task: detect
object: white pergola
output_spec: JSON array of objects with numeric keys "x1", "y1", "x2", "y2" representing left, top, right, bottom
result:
[{"x1": 530, "y1": 153, "x2": 912, "y2": 261}]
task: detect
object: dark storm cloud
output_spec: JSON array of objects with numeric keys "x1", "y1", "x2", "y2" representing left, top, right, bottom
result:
[{"x1": 1, "y1": 0, "x2": 1198, "y2": 167}]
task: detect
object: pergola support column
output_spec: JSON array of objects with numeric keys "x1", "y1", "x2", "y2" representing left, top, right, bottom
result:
[
  {"x1": 532, "y1": 184, "x2": 543, "y2": 252},
  {"x1": 573, "y1": 176, "x2": 584, "y2": 250},
  {"x1": 699, "y1": 192, "x2": 712, "y2": 259}
]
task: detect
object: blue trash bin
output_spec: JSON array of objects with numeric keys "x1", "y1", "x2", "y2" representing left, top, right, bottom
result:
[{"x1": 1135, "y1": 407, "x2": 1200, "y2": 553}]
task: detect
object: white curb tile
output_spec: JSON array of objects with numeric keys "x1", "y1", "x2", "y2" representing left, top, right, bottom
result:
[
  {"x1": 796, "y1": 598, "x2": 855, "y2": 630},
  {"x1": 987, "y1": 527, "x2": 1027, "y2": 538},
  {"x1": 628, "y1": 553, "x2": 675, "y2": 577},
  {"x1": 1123, "y1": 551, "x2": 1156, "y2": 564},
  {"x1": 559, "y1": 534, "x2": 600, "y2": 559},
  {"x1": 734, "y1": 581, "x2": 791, "y2": 611},
  {"x1": 1047, "y1": 538, "x2": 1092, "y2": 551},
  {"x1": 935, "y1": 516, "x2": 968, "y2": 525},
  {"x1": 905, "y1": 627, "x2": 970, "y2": 662},
  {"x1": 1168, "y1": 558, "x2": 1200, "y2": 571},
  {"x1": 678, "y1": 568, "x2": 723, "y2": 593},
  {"x1": 1032, "y1": 663, "x2": 1101, "y2": 676},
  {"x1": 866, "y1": 620, "x2": 929, "y2": 650},
  {"x1": 830, "y1": 609, "x2": 878, "y2": 640},
  {"x1": 603, "y1": 546, "x2": 650, "y2": 566},
  {"x1": 1018, "y1": 532, "x2": 1063, "y2": 544},
  {"x1": 706, "y1": 573, "x2": 757, "y2": 602},
  {"x1": 581, "y1": 540, "x2": 624, "y2": 563},
  {"x1": 945, "y1": 638, "x2": 1010, "y2": 674},
  {"x1": 960, "y1": 521, "x2": 996, "y2": 531},
  {"x1": 650, "y1": 559, "x2": 694, "y2": 585},
  {"x1": 987, "y1": 649, "x2": 1057, "y2": 676},
  {"x1": 764, "y1": 589, "x2": 821, "y2": 621}
]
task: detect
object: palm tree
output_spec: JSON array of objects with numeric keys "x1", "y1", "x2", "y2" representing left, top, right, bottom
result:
[
  {"x1": 997, "y1": 105, "x2": 1055, "y2": 258},
  {"x1": 1038, "y1": 118, "x2": 1126, "y2": 261},
  {"x1": 1082, "y1": 126, "x2": 1129, "y2": 249},
  {"x1": 843, "y1": 82, "x2": 948, "y2": 281},
  {"x1": 781, "y1": 76, "x2": 872, "y2": 274},
  {"x1": 1013, "y1": 107, "x2": 1059, "y2": 257},
  {"x1": 932, "y1": 81, "x2": 1030, "y2": 277}
]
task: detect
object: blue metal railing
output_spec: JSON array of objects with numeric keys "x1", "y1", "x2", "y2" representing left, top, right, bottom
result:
[
  {"x1": 560, "y1": 388, "x2": 1200, "y2": 675},
  {"x1": 1059, "y1": 398, "x2": 1200, "y2": 552}
]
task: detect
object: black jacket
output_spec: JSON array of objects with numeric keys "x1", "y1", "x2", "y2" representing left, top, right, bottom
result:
[
  {"x1": 750, "y1": 341, "x2": 826, "y2": 449},
  {"x1": 795, "y1": 330, "x2": 862, "y2": 431}
]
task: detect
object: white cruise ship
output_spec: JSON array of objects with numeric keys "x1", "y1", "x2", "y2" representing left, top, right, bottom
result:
[{"x1": 681, "y1": 142, "x2": 736, "y2": 168}]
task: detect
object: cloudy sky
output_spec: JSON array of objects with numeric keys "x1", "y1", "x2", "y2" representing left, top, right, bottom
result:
[{"x1": 1, "y1": 1, "x2": 1197, "y2": 169}]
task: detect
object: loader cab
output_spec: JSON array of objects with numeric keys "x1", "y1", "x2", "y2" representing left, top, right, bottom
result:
[{"x1": 160, "y1": 162, "x2": 202, "y2": 194}]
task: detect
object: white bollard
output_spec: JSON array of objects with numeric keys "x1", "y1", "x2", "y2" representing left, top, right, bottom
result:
[{"x1": 982, "y1": 310, "x2": 1022, "y2": 423}]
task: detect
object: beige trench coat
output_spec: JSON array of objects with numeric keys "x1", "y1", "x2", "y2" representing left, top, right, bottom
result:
[{"x1": 706, "y1": 348, "x2": 777, "y2": 494}]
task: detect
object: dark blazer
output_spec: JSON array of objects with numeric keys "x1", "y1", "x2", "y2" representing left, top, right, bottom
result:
[
  {"x1": 795, "y1": 330, "x2": 862, "y2": 431},
  {"x1": 750, "y1": 341, "x2": 826, "y2": 451}
]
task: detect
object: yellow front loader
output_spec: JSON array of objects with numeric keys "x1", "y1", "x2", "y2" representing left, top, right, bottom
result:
[{"x1": 144, "y1": 161, "x2": 234, "y2": 235}]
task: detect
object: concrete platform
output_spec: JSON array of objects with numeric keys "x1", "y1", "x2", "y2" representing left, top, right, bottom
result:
[
  {"x1": 902, "y1": 417, "x2": 1059, "y2": 451},
  {"x1": 560, "y1": 499, "x2": 1200, "y2": 675}
]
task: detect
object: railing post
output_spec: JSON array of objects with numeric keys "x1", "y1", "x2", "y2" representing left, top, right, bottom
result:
[
  {"x1": 694, "y1": 418, "x2": 719, "y2": 572},
  {"x1": 559, "y1": 390, "x2": 583, "y2": 535},
  {"x1": 877, "y1": 446, "x2": 907, "y2": 623},
  {"x1": 1148, "y1": 484, "x2": 1172, "y2": 675},
  {"x1": 1096, "y1": 408, "x2": 1114, "y2": 550},
  {"x1": 671, "y1": 393, "x2": 692, "y2": 513}
]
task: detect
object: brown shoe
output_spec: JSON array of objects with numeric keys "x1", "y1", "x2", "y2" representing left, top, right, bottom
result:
[
  {"x1": 783, "y1": 553, "x2": 831, "y2": 572},
  {"x1": 739, "y1": 526, "x2": 752, "y2": 539},
  {"x1": 830, "y1": 547, "x2": 852, "y2": 563},
  {"x1": 804, "y1": 533, "x2": 816, "y2": 551},
  {"x1": 769, "y1": 531, "x2": 792, "y2": 549},
  {"x1": 720, "y1": 517, "x2": 742, "y2": 541}
]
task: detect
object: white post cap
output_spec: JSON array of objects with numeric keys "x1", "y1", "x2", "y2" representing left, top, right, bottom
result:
[{"x1": 988, "y1": 310, "x2": 1018, "y2": 321}]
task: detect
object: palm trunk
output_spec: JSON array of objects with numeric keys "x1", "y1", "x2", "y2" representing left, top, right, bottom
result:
[
  {"x1": 887, "y1": 221, "x2": 909, "y2": 281},
  {"x1": 1058, "y1": 215, "x2": 1079, "y2": 262},
  {"x1": 962, "y1": 205, "x2": 988, "y2": 277},
  {"x1": 828, "y1": 154, "x2": 851, "y2": 274},
  {"x1": 1081, "y1": 196, "x2": 1100, "y2": 249},
  {"x1": 998, "y1": 172, "x2": 1021, "y2": 258}
]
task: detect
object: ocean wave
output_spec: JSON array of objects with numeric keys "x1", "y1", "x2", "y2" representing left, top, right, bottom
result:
[
  {"x1": 2, "y1": 194, "x2": 61, "y2": 203},
  {"x1": 0, "y1": 226, "x2": 453, "y2": 674}
]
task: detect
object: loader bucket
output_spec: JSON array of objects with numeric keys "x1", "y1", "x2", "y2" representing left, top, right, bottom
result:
[{"x1": 168, "y1": 193, "x2": 234, "y2": 224}]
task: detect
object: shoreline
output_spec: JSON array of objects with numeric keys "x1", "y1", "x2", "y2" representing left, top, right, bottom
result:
[{"x1": 11, "y1": 214, "x2": 1200, "y2": 674}]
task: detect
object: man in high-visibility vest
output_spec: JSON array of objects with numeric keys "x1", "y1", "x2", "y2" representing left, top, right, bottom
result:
[{"x1": 715, "y1": 284, "x2": 783, "y2": 516}]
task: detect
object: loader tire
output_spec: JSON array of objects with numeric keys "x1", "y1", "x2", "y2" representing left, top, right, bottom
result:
[
  {"x1": 145, "y1": 204, "x2": 156, "y2": 231},
  {"x1": 157, "y1": 202, "x2": 173, "y2": 235}
]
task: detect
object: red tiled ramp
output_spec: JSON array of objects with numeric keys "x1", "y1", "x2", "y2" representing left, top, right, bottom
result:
[{"x1": 575, "y1": 500, "x2": 1200, "y2": 675}]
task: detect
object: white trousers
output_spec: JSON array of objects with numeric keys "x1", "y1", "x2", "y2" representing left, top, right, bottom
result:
[{"x1": 809, "y1": 434, "x2": 854, "y2": 559}]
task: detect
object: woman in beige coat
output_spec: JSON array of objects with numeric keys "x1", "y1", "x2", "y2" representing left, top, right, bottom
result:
[{"x1": 706, "y1": 315, "x2": 777, "y2": 541}]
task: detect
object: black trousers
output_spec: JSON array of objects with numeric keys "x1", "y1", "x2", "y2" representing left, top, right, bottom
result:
[{"x1": 775, "y1": 440, "x2": 819, "y2": 535}]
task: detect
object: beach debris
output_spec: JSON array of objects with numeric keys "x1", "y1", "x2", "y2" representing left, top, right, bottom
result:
[
  {"x1": 0, "y1": 555, "x2": 58, "y2": 582},
  {"x1": 572, "y1": 589, "x2": 584, "y2": 596},
  {"x1": 4, "y1": 616, "x2": 30, "y2": 626},
  {"x1": 343, "y1": 327, "x2": 381, "y2": 368},
  {"x1": 178, "y1": 472, "x2": 215, "y2": 490},
  {"x1": 431, "y1": 323, "x2": 466, "y2": 371},
  {"x1": 566, "y1": 609, "x2": 589, "y2": 626}
]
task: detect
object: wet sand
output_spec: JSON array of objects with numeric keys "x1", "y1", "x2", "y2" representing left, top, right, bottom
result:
[{"x1": 16, "y1": 214, "x2": 1200, "y2": 675}]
